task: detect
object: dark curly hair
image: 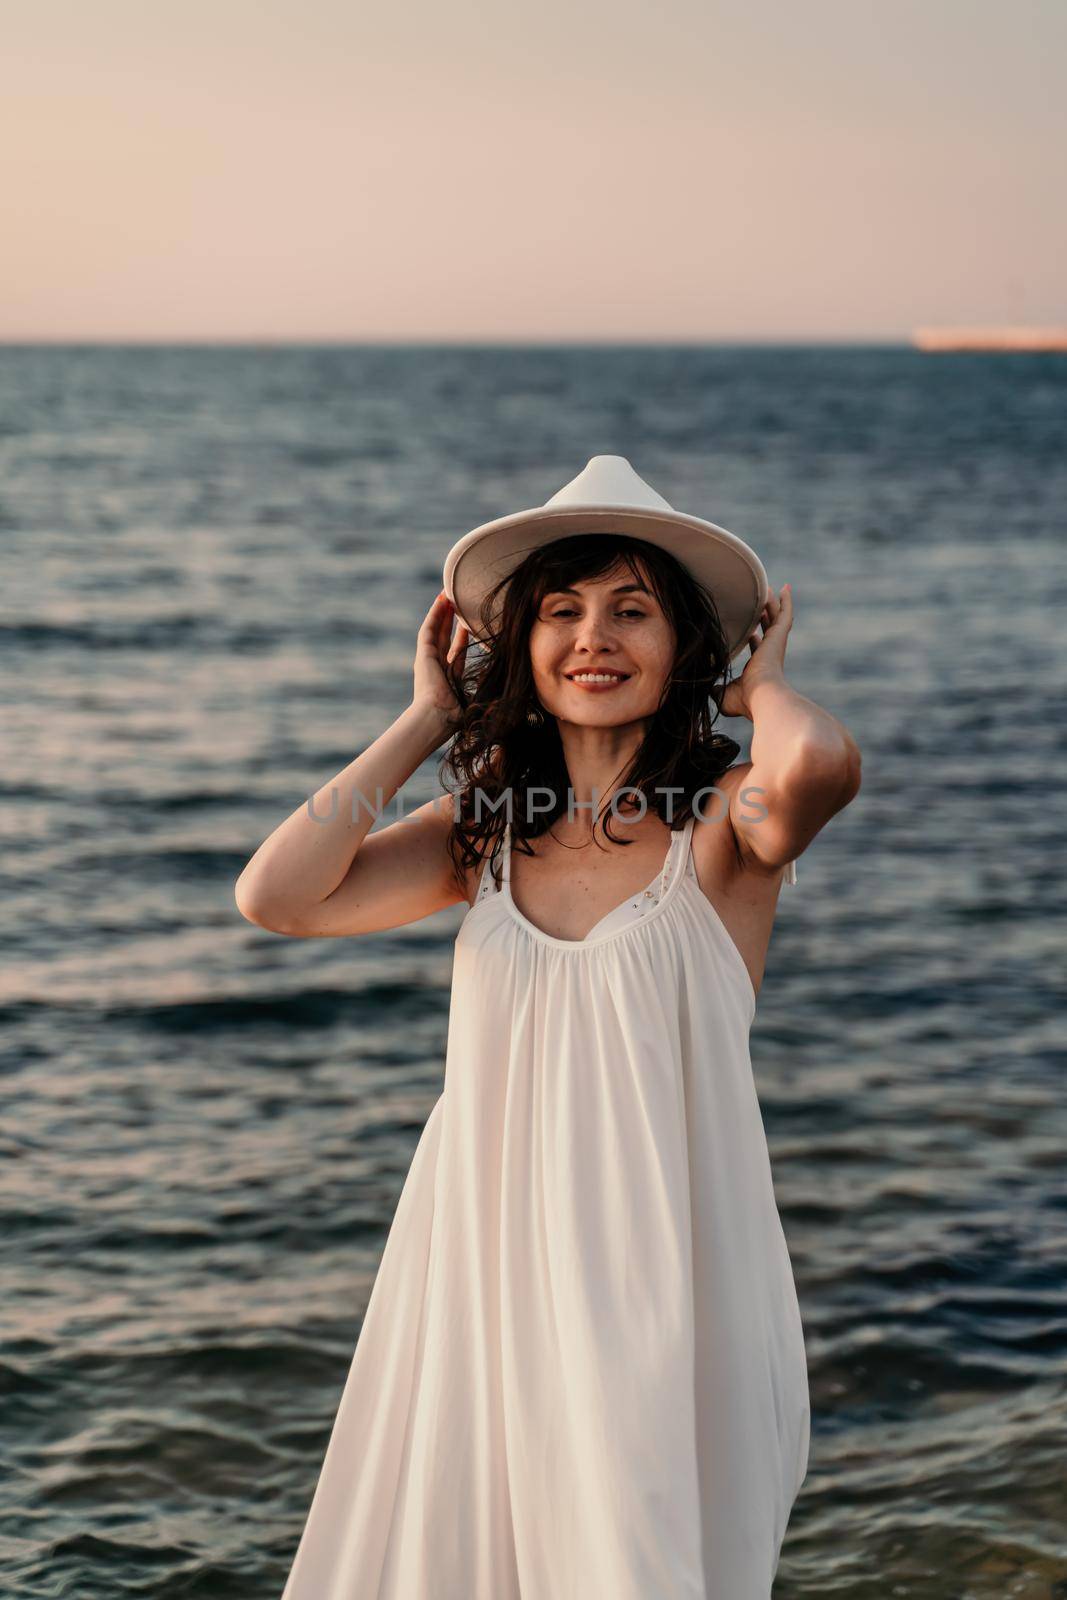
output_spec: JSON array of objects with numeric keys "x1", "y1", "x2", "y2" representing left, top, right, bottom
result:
[{"x1": 439, "y1": 532, "x2": 743, "y2": 893}]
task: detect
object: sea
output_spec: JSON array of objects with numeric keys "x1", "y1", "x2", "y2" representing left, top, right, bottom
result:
[{"x1": 2, "y1": 343, "x2": 1066, "y2": 1598}]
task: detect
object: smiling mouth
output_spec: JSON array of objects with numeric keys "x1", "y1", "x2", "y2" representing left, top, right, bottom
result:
[{"x1": 564, "y1": 671, "x2": 632, "y2": 683}]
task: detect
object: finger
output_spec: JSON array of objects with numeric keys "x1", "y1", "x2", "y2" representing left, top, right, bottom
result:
[
  {"x1": 762, "y1": 588, "x2": 788, "y2": 629},
  {"x1": 446, "y1": 621, "x2": 470, "y2": 664},
  {"x1": 435, "y1": 595, "x2": 457, "y2": 649},
  {"x1": 421, "y1": 591, "x2": 451, "y2": 637}
]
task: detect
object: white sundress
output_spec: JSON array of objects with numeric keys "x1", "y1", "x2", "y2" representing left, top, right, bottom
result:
[{"x1": 280, "y1": 815, "x2": 809, "y2": 1600}]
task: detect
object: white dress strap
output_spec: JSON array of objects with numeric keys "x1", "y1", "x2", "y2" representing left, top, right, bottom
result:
[{"x1": 473, "y1": 828, "x2": 507, "y2": 905}]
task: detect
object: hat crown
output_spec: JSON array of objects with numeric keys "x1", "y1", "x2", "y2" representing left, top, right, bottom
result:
[
  {"x1": 543, "y1": 454, "x2": 676, "y2": 515},
  {"x1": 441, "y1": 452, "x2": 768, "y2": 666}
]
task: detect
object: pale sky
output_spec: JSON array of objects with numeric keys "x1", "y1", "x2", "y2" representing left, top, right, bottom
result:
[{"x1": 3, "y1": 0, "x2": 1064, "y2": 341}]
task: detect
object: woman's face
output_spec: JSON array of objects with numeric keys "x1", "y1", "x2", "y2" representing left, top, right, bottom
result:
[{"x1": 528, "y1": 566, "x2": 677, "y2": 727}]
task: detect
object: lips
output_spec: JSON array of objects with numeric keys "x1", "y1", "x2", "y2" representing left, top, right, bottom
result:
[{"x1": 564, "y1": 671, "x2": 631, "y2": 682}]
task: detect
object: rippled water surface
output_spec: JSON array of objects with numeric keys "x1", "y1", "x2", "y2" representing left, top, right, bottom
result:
[{"x1": 3, "y1": 344, "x2": 1066, "y2": 1598}]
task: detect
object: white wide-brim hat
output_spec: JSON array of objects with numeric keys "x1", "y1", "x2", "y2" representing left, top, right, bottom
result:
[{"x1": 442, "y1": 455, "x2": 770, "y2": 664}]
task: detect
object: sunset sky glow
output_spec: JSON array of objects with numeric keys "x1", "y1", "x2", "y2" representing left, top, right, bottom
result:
[{"x1": 3, "y1": 0, "x2": 1065, "y2": 341}]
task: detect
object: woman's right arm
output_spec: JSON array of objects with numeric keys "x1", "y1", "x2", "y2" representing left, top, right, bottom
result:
[{"x1": 234, "y1": 592, "x2": 474, "y2": 938}]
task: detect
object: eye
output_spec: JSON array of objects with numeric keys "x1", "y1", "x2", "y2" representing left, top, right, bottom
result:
[{"x1": 545, "y1": 606, "x2": 648, "y2": 620}]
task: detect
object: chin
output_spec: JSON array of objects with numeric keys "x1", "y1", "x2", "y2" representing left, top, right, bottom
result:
[{"x1": 552, "y1": 700, "x2": 654, "y2": 727}]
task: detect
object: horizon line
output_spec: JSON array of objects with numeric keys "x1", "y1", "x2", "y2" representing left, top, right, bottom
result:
[{"x1": 0, "y1": 334, "x2": 925, "y2": 349}]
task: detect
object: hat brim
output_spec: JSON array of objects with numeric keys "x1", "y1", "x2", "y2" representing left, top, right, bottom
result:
[{"x1": 442, "y1": 505, "x2": 769, "y2": 665}]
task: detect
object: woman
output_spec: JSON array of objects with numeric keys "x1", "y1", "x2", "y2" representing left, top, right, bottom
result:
[{"x1": 237, "y1": 458, "x2": 862, "y2": 1600}]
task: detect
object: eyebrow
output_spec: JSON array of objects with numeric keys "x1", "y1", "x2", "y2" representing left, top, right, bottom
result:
[{"x1": 542, "y1": 583, "x2": 652, "y2": 598}]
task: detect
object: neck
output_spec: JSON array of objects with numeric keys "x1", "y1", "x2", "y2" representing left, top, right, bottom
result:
[{"x1": 551, "y1": 717, "x2": 650, "y2": 830}]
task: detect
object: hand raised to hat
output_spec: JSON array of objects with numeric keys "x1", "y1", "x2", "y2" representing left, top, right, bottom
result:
[
  {"x1": 715, "y1": 584, "x2": 793, "y2": 721},
  {"x1": 411, "y1": 591, "x2": 472, "y2": 734}
]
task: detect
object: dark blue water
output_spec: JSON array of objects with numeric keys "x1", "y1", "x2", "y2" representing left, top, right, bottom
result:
[{"x1": 3, "y1": 345, "x2": 1066, "y2": 1599}]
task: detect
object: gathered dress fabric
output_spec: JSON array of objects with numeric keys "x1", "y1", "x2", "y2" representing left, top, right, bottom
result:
[{"x1": 280, "y1": 815, "x2": 809, "y2": 1600}]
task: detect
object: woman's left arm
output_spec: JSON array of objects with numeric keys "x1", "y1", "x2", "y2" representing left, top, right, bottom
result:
[{"x1": 721, "y1": 584, "x2": 862, "y2": 872}]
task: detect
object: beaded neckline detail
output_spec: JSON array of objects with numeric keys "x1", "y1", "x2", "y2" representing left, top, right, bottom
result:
[{"x1": 474, "y1": 818, "x2": 695, "y2": 950}]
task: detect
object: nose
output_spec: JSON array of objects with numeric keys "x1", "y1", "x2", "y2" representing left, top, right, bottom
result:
[{"x1": 572, "y1": 609, "x2": 617, "y2": 653}]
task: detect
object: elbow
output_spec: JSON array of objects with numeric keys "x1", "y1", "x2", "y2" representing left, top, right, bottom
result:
[
  {"x1": 847, "y1": 747, "x2": 862, "y2": 797},
  {"x1": 826, "y1": 743, "x2": 862, "y2": 807},
  {"x1": 839, "y1": 738, "x2": 862, "y2": 801},
  {"x1": 793, "y1": 735, "x2": 862, "y2": 806},
  {"x1": 234, "y1": 872, "x2": 294, "y2": 934},
  {"x1": 234, "y1": 875, "x2": 267, "y2": 928}
]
